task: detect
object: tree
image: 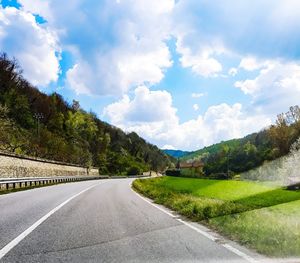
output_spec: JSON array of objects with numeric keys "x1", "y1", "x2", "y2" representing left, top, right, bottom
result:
[
  {"x1": 72, "y1": 100, "x2": 80, "y2": 111},
  {"x1": 0, "y1": 104, "x2": 29, "y2": 153},
  {"x1": 268, "y1": 114, "x2": 292, "y2": 155},
  {"x1": 127, "y1": 166, "x2": 141, "y2": 176}
]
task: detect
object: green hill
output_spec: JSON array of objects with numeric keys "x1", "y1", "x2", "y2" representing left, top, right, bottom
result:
[
  {"x1": 181, "y1": 138, "x2": 240, "y2": 161},
  {"x1": 177, "y1": 109, "x2": 300, "y2": 177},
  {"x1": 0, "y1": 53, "x2": 172, "y2": 175}
]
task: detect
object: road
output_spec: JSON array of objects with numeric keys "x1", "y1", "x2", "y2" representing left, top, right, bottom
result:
[{"x1": 0, "y1": 179, "x2": 258, "y2": 263}]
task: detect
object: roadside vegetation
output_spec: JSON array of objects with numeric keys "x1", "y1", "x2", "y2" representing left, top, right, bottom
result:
[
  {"x1": 133, "y1": 176, "x2": 300, "y2": 257},
  {"x1": 0, "y1": 53, "x2": 172, "y2": 175}
]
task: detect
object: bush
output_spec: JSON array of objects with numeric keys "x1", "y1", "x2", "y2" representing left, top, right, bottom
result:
[
  {"x1": 165, "y1": 169, "x2": 181, "y2": 176},
  {"x1": 209, "y1": 172, "x2": 234, "y2": 180},
  {"x1": 127, "y1": 166, "x2": 141, "y2": 176}
]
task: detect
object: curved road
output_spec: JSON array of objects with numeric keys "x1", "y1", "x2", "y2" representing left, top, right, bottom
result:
[{"x1": 0, "y1": 179, "x2": 258, "y2": 262}]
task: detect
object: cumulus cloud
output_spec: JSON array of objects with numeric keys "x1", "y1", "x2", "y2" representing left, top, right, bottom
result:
[
  {"x1": 103, "y1": 85, "x2": 178, "y2": 124},
  {"x1": 17, "y1": 0, "x2": 174, "y2": 96},
  {"x1": 173, "y1": 0, "x2": 300, "y2": 61},
  {"x1": 235, "y1": 61, "x2": 300, "y2": 115},
  {"x1": 104, "y1": 86, "x2": 271, "y2": 150},
  {"x1": 176, "y1": 36, "x2": 224, "y2": 77},
  {"x1": 193, "y1": 104, "x2": 199, "y2": 111},
  {"x1": 238, "y1": 57, "x2": 268, "y2": 71},
  {"x1": 16, "y1": 0, "x2": 51, "y2": 20},
  {"x1": 0, "y1": 6, "x2": 60, "y2": 86},
  {"x1": 65, "y1": 34, "x2": 172, "y2": 95}
]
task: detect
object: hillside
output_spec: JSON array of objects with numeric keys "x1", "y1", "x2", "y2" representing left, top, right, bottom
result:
[
  {"x1": 181, "y1": 138, "x2": 240, "y2": 161},
  {"x1": 0, "y1": 53, "x2": 172, "y2": 175},
  {"x1": 175, "y1": 107, "x2": 300, "y2": 177}
]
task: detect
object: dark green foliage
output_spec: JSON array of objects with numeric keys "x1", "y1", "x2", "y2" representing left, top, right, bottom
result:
[
  {"x1": 0, "y1": 53, "x2": 172, "y2": 174},
  {"x1": 165, "y1": 169, "x2": 181, "y2": 176},
  {"x1": 127, "y1": 166, "x2": 141, "y2": 176}
]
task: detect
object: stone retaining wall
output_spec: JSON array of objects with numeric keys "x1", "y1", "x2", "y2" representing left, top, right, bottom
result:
[{"x1": 0, "y1": 152, "x2": 99, "y2": 178}]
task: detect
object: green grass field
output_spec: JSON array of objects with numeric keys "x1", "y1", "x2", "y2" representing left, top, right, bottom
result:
[{"x1": 132, "y1": 176, "x2": 300, "y2": 257}]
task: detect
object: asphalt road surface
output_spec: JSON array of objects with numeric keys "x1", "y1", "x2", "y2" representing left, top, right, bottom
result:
[{"x1": 0, "y1": 178, "x2": 259, "y2": 263}]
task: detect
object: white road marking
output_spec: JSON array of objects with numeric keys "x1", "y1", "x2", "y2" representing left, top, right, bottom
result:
[
  {"x1": 0, "y1": 182, "x2": 102, "y2": 260},
  {"x1": 222, "y1": 244, "x2": 259, "y2": 263},
  {"x1": 131, "y1": 183, "x2": 260, "y2": 263},
  {"x1": 177, "y1": 219, "x2": 216, "y2": 241},
  {"x1": 131, "y1": 186, "x2": 176, "y2": 218}
]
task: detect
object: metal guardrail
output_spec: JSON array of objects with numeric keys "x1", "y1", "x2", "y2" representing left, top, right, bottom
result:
[
  {"x1": 109, "y1": 175, "x2": 148, "y2": 179},
  {"x1": 0, "y1": 175, "x2": 148, "y2": 191},
  {"x1": 0, "y1": 176, "x2": 108, "y2": 191}
]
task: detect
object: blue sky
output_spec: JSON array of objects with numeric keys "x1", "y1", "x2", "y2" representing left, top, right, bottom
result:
[{"x1": 1, "y1": 0, "x2": 300, "y2": 150}]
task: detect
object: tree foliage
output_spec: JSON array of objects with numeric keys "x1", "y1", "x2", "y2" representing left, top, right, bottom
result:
[{"x1": 0, "y1": 53, "x2": 172, "y2": 174}]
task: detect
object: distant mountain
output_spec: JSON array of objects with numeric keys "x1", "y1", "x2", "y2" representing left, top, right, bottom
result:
[{"x1": 163, "y1": 149, "x2": 191, "y2": 158}]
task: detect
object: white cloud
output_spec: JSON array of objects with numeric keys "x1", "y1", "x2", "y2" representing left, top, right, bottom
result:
[
  {"x1": 66, "y1": 36, "x2": 172, "y2": 96},
  {"x1": 191, "y1": 92, "x2": 205, "y2": 98},
  {"x1": 0, "y1": 6, "x2": 60, "y2": 86},
  {"x1": 239, "y1": 57, "x2": 269, "y2": 71},
  {"x1": 235, "y1": 61, "x2": 300, "y2": 115},
  {"x1": 162, "y1": 145, "x2": 176, "y2": 150},
  {"x1": 17, "y1": 0, "x2": 174, "y2": 95},
  {"x1": 104, "y1": 86, "x2": 271, "y2": 150},
  {"x1": 193, "y1": 104, "x2": 199, "y2": 111},
  {"x1": 173, "y1": 0, "x2": 300, "y2": 61},
  {"x1": 176, "y1": 36, "x2": 224, "y2": 77},
  {"x1": 103, "y1": 85, "x2": 178, "y2": 124},
  {"x1": 235, "y1": 79, "x2": 259, "y2": 95},
  {"x1": 17, "y1": 0, "x2": 51, "y2": 20},
  {"x1": 228, "y1": 67, "x2": 238, "y2": 76}
]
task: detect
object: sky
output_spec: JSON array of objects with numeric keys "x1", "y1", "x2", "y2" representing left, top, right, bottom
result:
[{"x1": 0, "y1": 0, "x2": 300, "y2": 150}]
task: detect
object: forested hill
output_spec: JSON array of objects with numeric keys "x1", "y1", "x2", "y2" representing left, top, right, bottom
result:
[
  {"x1": 178, "y1": 107, "x2": 300, "y2": 177},
  {"x1": 180, "y1": 139, "x2": 240, "y2": 161},
  {"x1": 0, "y1": 53, "x2": 172, "y2": 175}
]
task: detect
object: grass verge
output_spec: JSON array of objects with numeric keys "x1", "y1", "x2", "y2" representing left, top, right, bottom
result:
[{"x1": 132, "y1": 176, "x2": 300, "y2": 257}]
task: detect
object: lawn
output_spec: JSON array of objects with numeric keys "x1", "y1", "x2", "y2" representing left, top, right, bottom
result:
[{"x1": 132, "y1": 176, "x2": 300, "y2": 257}]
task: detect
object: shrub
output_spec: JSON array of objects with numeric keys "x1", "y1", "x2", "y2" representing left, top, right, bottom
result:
[
  {"x1": 127, "y1": 166, "x2": 141, "y2": 176},
  {"x1": 165, "y1": 169, "x2": 181, "y2": 176}
]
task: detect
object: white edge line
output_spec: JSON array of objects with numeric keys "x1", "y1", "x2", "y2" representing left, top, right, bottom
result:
[
  {"x1": 130, "y1": 182, "x2": 259, "y2": 263},
  {"x1": 222, "y1": 244, "x2": 259, "y2": 263},
  {"x1": 177, "y1": 218, "x2": 216, "y2": 241},
  {"x1": 130, "y1": 183, "x2": 175, "y2": 218},
  {"x1": 0, "y1": 182, "x2": 102, "y2": 260}
]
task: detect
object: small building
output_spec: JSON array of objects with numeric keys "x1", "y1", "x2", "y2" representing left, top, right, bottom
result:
[{"x1": 178, "y1": 160, "x2": 204, "y2": 177}]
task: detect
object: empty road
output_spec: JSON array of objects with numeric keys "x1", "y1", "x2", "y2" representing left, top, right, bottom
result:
[{"x1": 0, "y1": 179, "x2": 259, "y2": 262}]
